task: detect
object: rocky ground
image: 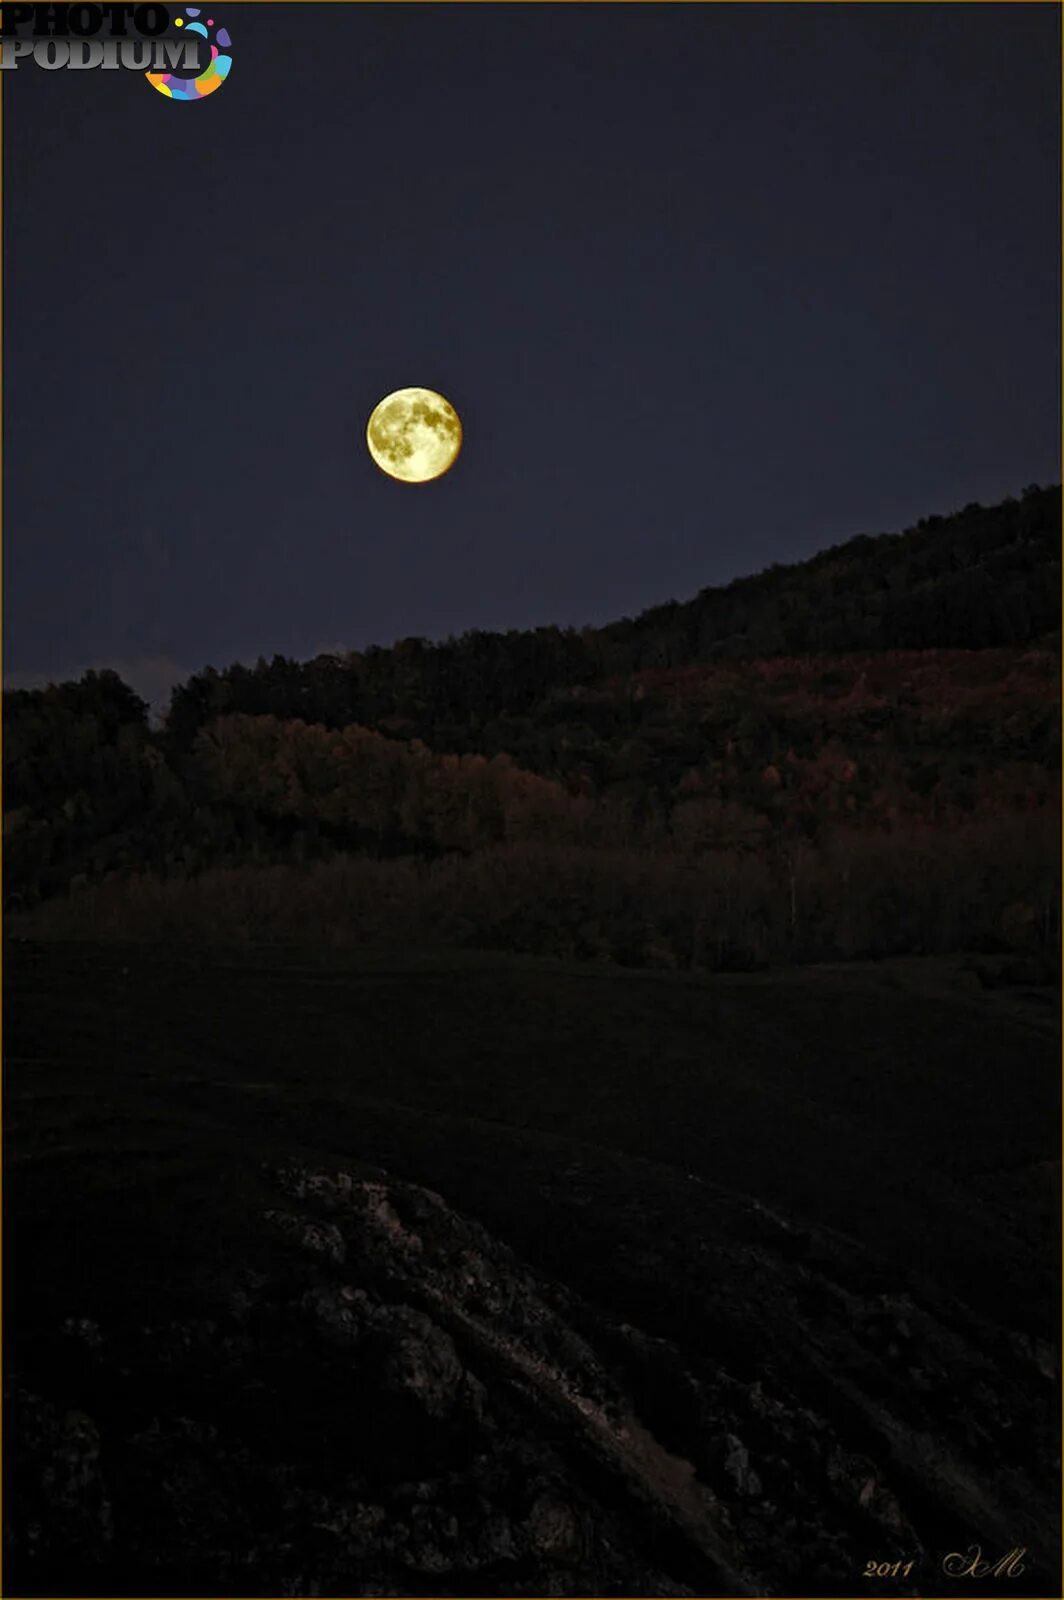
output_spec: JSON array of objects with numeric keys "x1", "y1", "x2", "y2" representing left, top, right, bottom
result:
[{"x1": 4, "y1": 944, "x2": 1060, "y2": 1596}]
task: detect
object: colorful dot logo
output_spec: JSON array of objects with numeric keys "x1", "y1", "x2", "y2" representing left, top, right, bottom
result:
[{"x1": 146, "y1": 8, "x2": 231, "y2": 101}]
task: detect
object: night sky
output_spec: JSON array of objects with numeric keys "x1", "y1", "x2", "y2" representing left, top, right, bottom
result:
[{"x1": 4, "y1": 3, "x2": 1060, "y2": 709}]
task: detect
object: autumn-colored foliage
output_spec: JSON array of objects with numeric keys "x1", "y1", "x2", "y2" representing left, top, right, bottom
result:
[{"x1": 4, "y1": 487, "x2": 1058, "y2": 970}]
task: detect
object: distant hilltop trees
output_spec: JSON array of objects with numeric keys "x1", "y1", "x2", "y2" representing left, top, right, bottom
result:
[{"x1": 165, "y1": 484, "x2": 1060, "y2": 748}]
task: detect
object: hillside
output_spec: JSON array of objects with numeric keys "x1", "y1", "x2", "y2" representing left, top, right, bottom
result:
[
  {"x1": 161, "y1": 483, "x2": 1061, "y2": 749},
  {"x1": 596, "y1": 483, "x2": 1061, "y2": 668},
  {"x1": 4, "y1": 486, "x2": 1060, "y2": 1597},
  {"x1": 4, "y1": 487, "x2": 1059, "y2": 972},
  {"x1": 5, "y1": 942, "x2": 1059, "y2": 1597}
]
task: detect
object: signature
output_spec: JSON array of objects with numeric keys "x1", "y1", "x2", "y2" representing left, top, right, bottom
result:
[{"x1": 942, "y1": 1546, "x2": 1027, "y2": 1579}]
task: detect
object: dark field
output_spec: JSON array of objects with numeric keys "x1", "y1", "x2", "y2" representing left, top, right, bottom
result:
[{"x1": 4, "y1": 941, "x2": 1060, "y2": 1598}]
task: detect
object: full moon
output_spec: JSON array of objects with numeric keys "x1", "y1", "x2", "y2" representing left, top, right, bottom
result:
[{"x1": 366, "y1": 387, "x2": 463, "y2": 483}]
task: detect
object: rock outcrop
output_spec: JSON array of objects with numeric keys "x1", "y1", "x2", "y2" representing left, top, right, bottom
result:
[{"x1": 7, "y1": 1156, "x2": 1058, "y2": 1597}]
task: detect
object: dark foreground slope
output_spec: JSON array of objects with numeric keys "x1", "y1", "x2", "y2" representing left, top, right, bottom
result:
[{"x1": 4, "y1": 944, "x2": 1059, "y2": 1598}]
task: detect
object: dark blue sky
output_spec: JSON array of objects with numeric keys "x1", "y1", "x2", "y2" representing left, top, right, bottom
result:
[{"x1": 4, "y1": 2, "x2": 1060, "y2": 706}]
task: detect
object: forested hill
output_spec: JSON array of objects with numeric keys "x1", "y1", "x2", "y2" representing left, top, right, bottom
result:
[
  {"x1": 165, "y1": 485, "x2": 1060, "y2": 747},
  {"x1": 599, "y1": 482, "x2": 1061, "y2": 665},
  {"x1": 4, "y1": 484, "x2": 1060, "y2": 967}
]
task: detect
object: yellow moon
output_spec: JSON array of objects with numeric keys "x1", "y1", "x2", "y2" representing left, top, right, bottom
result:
[{"x1": 366, "y1": 387, "x2": 463, "y2": 483}]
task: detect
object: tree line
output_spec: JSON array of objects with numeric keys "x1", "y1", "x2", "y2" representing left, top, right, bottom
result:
[
  {"x1": 3, "y1": 485, "x2": 1059, "y2": 972},
  {"x1": 164, "y1": 485, "x2": 1060, "y2": 751}
]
